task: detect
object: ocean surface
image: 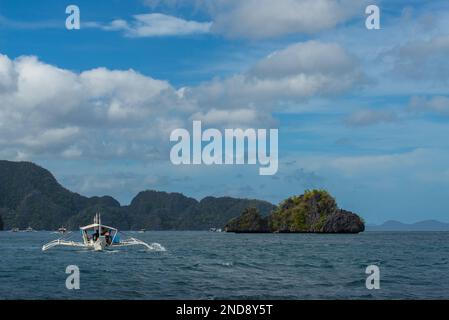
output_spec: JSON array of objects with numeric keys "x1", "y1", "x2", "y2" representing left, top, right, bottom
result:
[{"x1": 0, "y1": 231, "x2": 448, "y2": 299}]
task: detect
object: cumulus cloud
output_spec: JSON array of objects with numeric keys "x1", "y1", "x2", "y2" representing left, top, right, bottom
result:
[
  {"x1": 143, "y1": 0, "x2": 367, "y2": 39},
  {"x1": 0, "y1": 40, "x2": 361, "y2": 160},
  {"x1": 210, "y1": 0, "x2": 366, "y2": 39},
  {"x1": 250, "y1": 41, "x2": 355, "y2": 78},
  {"x1": 0, "y1": 54, "x2": 18, "y2": 93},
  {"x1": 93, "y1": 13, "x2": 211, "y2": 37},
  {"x1": 0, "y1": 53, "x2": 193, "y2": 160},
  {"x1": 187, "y1": 41, "x2": 362, "y2": 111}
]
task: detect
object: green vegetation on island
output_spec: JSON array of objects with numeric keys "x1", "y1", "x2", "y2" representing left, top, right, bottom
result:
[{"x1": 225, "y1": 190, "x2": 365, "y2": 233}]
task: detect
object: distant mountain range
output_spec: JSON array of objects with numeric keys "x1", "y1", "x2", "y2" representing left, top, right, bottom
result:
[
  {"x1": 367, "y1": 220, "x2": 449, "y2": 231},
  {"x1": 0, "y1": 160, "x2": 274, "y2": 230}
]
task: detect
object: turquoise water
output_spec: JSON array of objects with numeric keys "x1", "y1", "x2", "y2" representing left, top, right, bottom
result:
[{"x1": 0, "y1": 231, "x2": 448, "y2": 299}]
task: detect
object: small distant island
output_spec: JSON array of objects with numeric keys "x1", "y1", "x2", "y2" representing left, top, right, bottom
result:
[
  {"x1": 224, "y1": 190, "x2": 365, "y2": 234},
  {"x1": 367, "y1": 220, "x2": 449, "y2": 231}
]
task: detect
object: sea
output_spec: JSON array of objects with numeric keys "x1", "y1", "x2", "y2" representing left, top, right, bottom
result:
[{"x1": 0, "y1": 231, "x2": 448, "y2": 299}]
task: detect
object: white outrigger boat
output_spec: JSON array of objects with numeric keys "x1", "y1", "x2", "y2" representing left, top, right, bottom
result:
[{"x1": 42, "y1": 213, "x2": 154, "y2": 252}]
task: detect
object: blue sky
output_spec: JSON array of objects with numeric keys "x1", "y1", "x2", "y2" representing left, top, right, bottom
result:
[{"x1": 1, "y1": 0, "x2": 449, "y2": 224}]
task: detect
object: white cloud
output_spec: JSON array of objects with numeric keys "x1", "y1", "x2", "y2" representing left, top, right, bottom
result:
[
  {"x1": 0, "y1": 54, "x2": 17, "y2": 93},
  {"x1": 210, "y1": 0, "x2": 367, "y2": 39},
  {"x1": 0, "y1": 41, "x2": 361, "y2": 160},
  {"x1": 143, "y1": 0, "x2": 367, "y2": 39},
  {"x1": 187, "y1": 41, "x2": 362, "y2": 111},
  {"x1": 250, "y1": 41, "x2": 355, "y2": 78},
  {"x1": 0, "y1": 53, "x2": 193, "y2": 160},
  {"x1": 95, "y1": 13, "x2": 211, "y2": 37}
]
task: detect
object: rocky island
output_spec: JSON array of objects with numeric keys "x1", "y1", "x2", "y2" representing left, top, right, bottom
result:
[{"x1": 224, "y1": 190, "x2": 365, "y2": 233}]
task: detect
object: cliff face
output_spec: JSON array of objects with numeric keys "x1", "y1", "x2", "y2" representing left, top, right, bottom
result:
[
  {"x1": 322, "y1": 209, "x2": 365, "y2": 233},
  {"x1": 225, "y1": 190, "x2": 365, "y2": 234}
]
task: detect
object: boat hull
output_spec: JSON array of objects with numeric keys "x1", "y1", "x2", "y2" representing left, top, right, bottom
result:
[{"x1": 93, "y1": 238, "x2": 107, "y2": 251}]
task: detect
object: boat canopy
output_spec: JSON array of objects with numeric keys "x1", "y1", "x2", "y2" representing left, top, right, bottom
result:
[{"x1": 80, "y1": 223, "x2": 117, "y2": 231}]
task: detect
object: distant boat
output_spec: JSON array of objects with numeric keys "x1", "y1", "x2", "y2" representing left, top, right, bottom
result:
[
  {"x1": 11, "y1": 228, "x2": 19, "y2": 232},
  {"x1": 138, "y1": 229, "x2": 146, "y2": 233},
  {"x1": 209, "y1": 227, "x2": 222, "y2": 232},
  {"x1": 25, "y1": 227, "x2": 34, "y2": 232},
  {"x1": 57, "y1": 227, "x2": 67, "y2": 234},
  {"x1": 42, "y1": 213, "x2": 154, "y2": 252}
]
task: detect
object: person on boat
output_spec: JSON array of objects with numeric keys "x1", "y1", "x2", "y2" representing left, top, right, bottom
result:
[{"x1": 103, "y1": 230, "x2": 111, "y2": 244}]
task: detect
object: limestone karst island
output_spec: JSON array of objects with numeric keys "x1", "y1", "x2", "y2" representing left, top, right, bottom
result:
[{"x1": 224, "y1": 190, "x2": 365, "y2": 234}]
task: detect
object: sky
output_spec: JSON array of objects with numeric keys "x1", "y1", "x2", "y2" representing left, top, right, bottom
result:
[{"x1": 1, "y1": 0, "x2": 449, "y2": 224}]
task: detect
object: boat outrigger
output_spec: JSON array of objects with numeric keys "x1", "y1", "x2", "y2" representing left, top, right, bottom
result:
[{"x1": 42, "y1": 213, "x2": 155, "y2": 252}]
